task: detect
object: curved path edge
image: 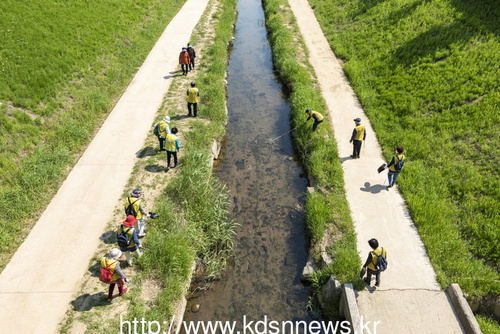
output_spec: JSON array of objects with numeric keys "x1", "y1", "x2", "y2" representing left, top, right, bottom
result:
[
  {"x1": 0, "y1": 0, "x2": 208, "y2": 332},
  {"x1": 286, "y1": 0, "x2": 465, "y2": 332}
]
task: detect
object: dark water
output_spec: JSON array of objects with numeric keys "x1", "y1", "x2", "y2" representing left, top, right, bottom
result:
[{"x1": 182, "y1": 0, "x2": 311, "y2": 330}]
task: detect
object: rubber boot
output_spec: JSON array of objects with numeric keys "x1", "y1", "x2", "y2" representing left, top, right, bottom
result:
[
  {"x1": 138, "y1": 219, "x2": 146, "y2": 236},
  {"x1": 118, "y1": 286, "x2": 128, "y2": 296},
  {"x1": 125, "y1": 251, "x2": 133, "y2": 266},
  {"x1": 108, "y1": 283, "x2": 115, "y2": 301}
]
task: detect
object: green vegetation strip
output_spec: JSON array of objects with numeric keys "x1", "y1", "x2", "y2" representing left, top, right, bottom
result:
[
  {"x1": 307, "y1": 0, "x2": 499, "y2": 300},
  {"x1": 120, "y1": 0, "x2": 238, "y2": 327},
  {"x1": 262, "y1": 0, "x2": 364, "y2": 304},
  {"x1": 0, "y1": 0, "x2": 186, "y2": 271}
]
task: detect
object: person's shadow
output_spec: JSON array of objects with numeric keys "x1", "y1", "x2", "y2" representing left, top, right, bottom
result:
[
  {"x1": 360, "y1": 182, "x2": 387, "y2": 194},
  {"x1": 71, "y1": 292, "x2": 110, "y2": 311}
]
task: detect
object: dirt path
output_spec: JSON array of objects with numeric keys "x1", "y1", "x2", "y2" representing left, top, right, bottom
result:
[
  {"x1": 287, "y1": 0, "x2": 465, "y2": 332},
  {"x1": 0, "y1": 0, "x2": 208, "y2": 332}
]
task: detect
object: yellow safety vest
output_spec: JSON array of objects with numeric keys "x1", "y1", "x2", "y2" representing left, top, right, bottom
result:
[
  {"x1": 367, "y1": 248, "x2": 387, "y2": 271},
  {"x1": 187, "y1": 87, "x2": 199, "y2": 103},
  {"x1": 388, "y1": 154, "x2": 405, "y2": 172},
  {"x1": 101, "y1": 257, "x2": 120, "y2": 281},
  {"x1": 123, "y1": 197, "x2": 143, "y2": 219},
  {"x1": 165, "y1": 134, "x2": 179, "y2": 152},
  {"x1": 116, "y1": 225, "x2": 138, "y2": 249},
  {"x1": 353, "y1": 125, "x2": 365, "y2": 140},
  {"x1": 310, "y1": 110, "x2": 324, "y2": 121}
]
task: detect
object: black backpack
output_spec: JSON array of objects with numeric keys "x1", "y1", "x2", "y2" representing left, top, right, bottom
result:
[
  {"x1": 117, "y1": 225, "x2": 133, "y2": 248},
  {"x1": 153, "y1": 123, "x2": 161, "y2": 137},
  {"x1": 395, "y1": 155, "x2": 405, "y2": 171},
  {"x1": 372, "y1": 248, "x2": 388, "y2": 271},
  {"x1": 125, "y1": 198, "x2": 138, "y2": 217}
]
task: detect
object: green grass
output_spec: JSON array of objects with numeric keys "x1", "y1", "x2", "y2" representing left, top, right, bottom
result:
[
  {"x1": 307, "y1": 0, "x2": 500, "y2": 323},
  {"x1": 0, "y1": 0, "x2": 186, "y2": 271},
  {"x1": 262, "y1": 0, "x2": 364, "y2": 305},
  {"x1": 123, "y1": 0, "x2": 238, "y2": 325}
]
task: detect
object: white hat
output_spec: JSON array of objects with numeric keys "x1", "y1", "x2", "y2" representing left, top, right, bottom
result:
[
  {"x1": 163, "y1": 116, "x2": 171, "y2": 123},
  {"x1": 109, "y1": 248, "x2": 122, "y2": 259}
]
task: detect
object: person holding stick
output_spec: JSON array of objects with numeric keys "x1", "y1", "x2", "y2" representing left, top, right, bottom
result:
[{"x1": 305, "y1": 109, "x2": 324, "y2": 132}]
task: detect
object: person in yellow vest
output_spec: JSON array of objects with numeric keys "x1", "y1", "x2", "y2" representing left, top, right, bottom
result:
[
  {"x1": 123, "y1": 189, "x2": 149, "y2": 237},
  {"x1": 155, "y1": 116, "x2": 171, "y2": 151},
  {"x1": 165, "y1": 127, "x2": 181, "y2": 170},
  {"x1": 305, "y1": 109, "x2": 324, "y2": 132},
  {"x1": 117, "y1": 215, "x2": 143, "y2": 266},
  {"x1": 349, "y1": 117, "x2": 366, "y2": 159},
  {"x1": 101, "y1": 248, "x2": 129, "y2": 302},
  {"x1": 386, "y1": 147, "x2": 405, "y2": 189},
  {"x1": 362, "y1": 238, "x2": 387, "y2": 287},
  {"x1": 187, "y1": 82, "x2": 200, "y2": 117}
]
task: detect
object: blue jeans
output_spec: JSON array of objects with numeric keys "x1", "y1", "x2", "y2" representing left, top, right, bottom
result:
[{"x1": 388, "y1": 170, "x2": 400, "y2": 186}]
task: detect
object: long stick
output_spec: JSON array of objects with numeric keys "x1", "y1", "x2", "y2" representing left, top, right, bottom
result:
[{"x1": 268, "y1": 122, "x2": 306, "y2": 143}]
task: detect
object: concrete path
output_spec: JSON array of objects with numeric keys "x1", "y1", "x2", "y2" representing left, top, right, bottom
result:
[
  {"x1": 287, "y1": 0, "x2": 465, "y2": 332},
  {"x1": 0, "y1": 0, "x2": 208, "y2": 332}
]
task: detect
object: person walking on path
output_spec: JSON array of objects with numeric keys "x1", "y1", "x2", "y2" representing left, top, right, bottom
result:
[
  {"x1": 165, "y1": 127, "x2": 181, "y2": 170},
  {"x1": 179, "y1": 47, "x2": 191, "y2": 75},
  {"x1": 187, "y1": 44, "x2": 196, "y2": 71},
  {"x1": 116, "y1": 215, "x2": 143, "y2": 266},
  {"x1": 100, "y1": 248, "x2": 129, "y2": 302},
  {"x1": 386, "y1": 147, "x2": 405, "y2": 189},
  {"x1": 349, "y1": 117, "x2": 366, "y2": 159},
  {"x1": 187, "y1": 82, "x2": 200, "y2": 117},
  {"x1": 305, "y1": 108, "x2": 324, "y2": 132},
  {"x1": 154, "y1": 116, "x2": 171, "y2": 151},
  {"x1": 362, "y1": 238, "x2": 388, "y2": 287},
  {"x1": 123, "y1": 189, "x2": 149, "y2": 237}
]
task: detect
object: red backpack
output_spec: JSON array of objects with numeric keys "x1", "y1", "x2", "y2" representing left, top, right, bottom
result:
[{"x1": 99, "y1": 260, "x2": 117, "y2": 284}]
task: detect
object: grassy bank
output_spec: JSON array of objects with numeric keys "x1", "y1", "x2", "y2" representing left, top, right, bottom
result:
[
  {"x1": 307, "y1": 0, "x2": 499, "y2": 300},
  {"x1": 60, "y1": 0, "x2": 238, "y2": 331},
  {"x1": 0, "y1": 0, "x2": 187, "y2": 271},
  {"x1": 262, "y1": 0, "x2": 363, "y2": 309}
]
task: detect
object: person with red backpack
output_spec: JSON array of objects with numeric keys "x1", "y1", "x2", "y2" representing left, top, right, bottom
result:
[
  {"x1": 100, "y1": 248, "x2": 129, "y2": 302},
  {"x1": 117, "y1": 215, "x2": 143, "y2": 266}
]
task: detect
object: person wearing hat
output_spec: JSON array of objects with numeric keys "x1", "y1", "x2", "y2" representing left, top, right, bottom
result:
[
  {"x1": 123, "y1": 189, "x2": 149, "y2": 236},
  {"x1": 165, "y1": 127, "x2": 181, "y2": 170},
  {"x1": 155, "y1": 116, "x2": 171, "y2": 151},
  {"x1": 349, "y1": 117, "x2": 366, "y2": 159},
  {"x1": 186, "y1": 82, "x2": 200, "y2": 117},
  {"x1": 100, "y1": 248, "x2": 129, "y2": 301},
  {"x1": 117, "y1": 215, "x2": 143, "y2": 266},
  {"x1": 187, "y1": 43, "x2": 196, "y2": 71},
  {"x1": 305, "y1": 109, "x2": 324, "y2": 132},
  {"x1": 179, "y1": 47, "x2": 191, "y2": 75},
  {"x1": 386, "y1": 147, "x2": 405, "y2": 189}
]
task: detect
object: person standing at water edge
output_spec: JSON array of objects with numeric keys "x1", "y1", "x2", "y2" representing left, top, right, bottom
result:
[
  {"x1": 179, "y1": 47, "x2": 191, "y2": 75},
  {"x1": 165, "y1": 127, "x2": 181, "y2": 170},
  {"x1": 187, "y1": 44, "x2": 196, "y2": 71},
  {"x1": 100, "y1": 248, "x2": 129, "y2": 302},
  {"x1": 362, "y1": 238, "x2": 387, "y2": 287},
  {"x1": 349, "y1": 117, "x2": 366, "y2": 159},
  {"x1": 305, "y1": 108, "x2": 324, "y2": 131},
  {"x1": 187, "y1": 82, "x2": 200, "y2": 117},
  {"x1": 386, "y1": 147, "x2": 405, "y2": 189}
]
